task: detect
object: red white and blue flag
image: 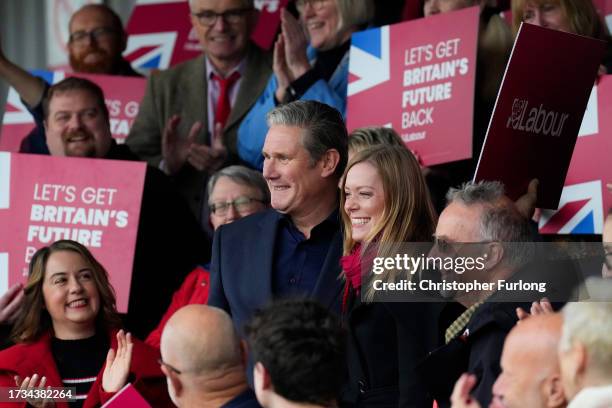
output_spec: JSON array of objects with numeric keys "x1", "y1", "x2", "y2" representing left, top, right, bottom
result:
[{"x1": 539, "y1": 76, "x2": 612, "y2": 234}]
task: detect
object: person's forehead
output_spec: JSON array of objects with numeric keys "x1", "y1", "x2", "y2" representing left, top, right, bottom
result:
[
  {"x1": 49, "y1": 89, "x2": 101, "y2": 112},
  {"x1": 263, "y1": 125, "x2": 305, "y2": 153},
  {"x1": 210, "y1": 176, "x2": 258, "y2": 200},
  {"x1": 191, "y1": 0, "x2": 249, "y2": 11},
  {"x1": 70, "y1": 7, "x2": 116, "y2": 32},
  {"x1": 435, "y1": 201, "x2": 483, "y2": 241}
]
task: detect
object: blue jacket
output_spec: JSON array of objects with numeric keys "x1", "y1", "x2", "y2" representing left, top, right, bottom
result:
[{"x1": 237, "y1": 46, "x2": 349, "y2": 169}]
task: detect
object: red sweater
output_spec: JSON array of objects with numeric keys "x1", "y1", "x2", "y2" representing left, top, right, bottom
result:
[
  {"x1": 0, "y1": 329, "x2": 172, "y2": 408},
  {"x1": 145, "y1": 265, "x2": 210, "y2": 349}
]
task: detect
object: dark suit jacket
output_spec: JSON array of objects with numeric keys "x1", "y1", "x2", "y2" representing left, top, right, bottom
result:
[
  {"x1": 208, "y1": 208, "x2": 344, "y2": 333},
  {"x1": 341, "y1": 292, "x2": 437, "y2": 408},
  {"x1": 126, "y1": 45, "x2": 272, "y2": 221}
]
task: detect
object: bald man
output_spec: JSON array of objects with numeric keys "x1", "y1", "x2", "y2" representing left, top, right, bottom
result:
[
  {"x1": 159, "y1": 305, "x2": 260, "y2": 408},
  {"x1": 451, "y1": 314, "x2": 566, "y2": 408}
]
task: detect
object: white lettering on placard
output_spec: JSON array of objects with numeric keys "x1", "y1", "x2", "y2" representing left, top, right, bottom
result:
[
  {"x1": 400, "y1": 38, "x2": 471, "y2": 131},
  {"x1": 506, "y1": 98, "x2": 569, "y2": 137},
  {"x1": 0, "y1": 152, "x2": 10, "y2": 210}
]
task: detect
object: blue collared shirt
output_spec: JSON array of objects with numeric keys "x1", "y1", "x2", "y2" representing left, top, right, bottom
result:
[{"x1": 272, "y1": 209, "x2": 340, "y2": 297}]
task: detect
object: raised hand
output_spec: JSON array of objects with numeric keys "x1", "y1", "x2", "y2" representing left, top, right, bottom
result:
[
  {"x1": 187, "y1": 123, "x2": 227, "y2": 173},
  {"x1": 0, "y1": 283, "x2": 24, "y2": 324},
  {"x1": 450, "y1": 373, "x2": 482, "y2": 408},
  {"x1": 162, "y1": 115, "x2": 203, "y2": 175},
  {"x1": 516, "y1": 297, "x2": 554, "y2": 321},
  {"x1": 515, "y1": 179, "x2": 539, "y2": 220},
  {"x1": 102, "y1": 330, "x2": 134, "y2": 393},
  {"x1": 14, "y1": 374, "x2": 56, "y2": 408},
  {"x1": 273, "y1": 33, "x2": 291, "y2": 102},
  {"x1": 280, "y1": 8, "x2": 311, "y2": 80}
]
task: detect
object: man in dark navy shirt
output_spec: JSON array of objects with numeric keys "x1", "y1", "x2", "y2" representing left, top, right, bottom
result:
[{"x1": 208, "y1": 100, "x2": 347, "y2": 334}]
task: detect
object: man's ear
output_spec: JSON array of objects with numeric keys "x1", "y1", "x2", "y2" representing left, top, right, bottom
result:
[
  {"x1": 574, "y1": 342, "x2": 588, "y2": 378},
  {"x1": 161, "y1": 365, "x2": 183, "y2": 398},
  {"x1": 544, "y1": 374, "x2": 566, "y2": 408},
  {"x1": 483, "y1": 242, "x2": 504, "y2": 270},
  {"x1": 319, "y1": 149, "x2": 340, "y2": 178},
  {"x1": 119, "y1": 31, "x2": 128, "y2": 53},
  {"x1": 254, "y1": 362, "x2": 272, "y2": 390}
]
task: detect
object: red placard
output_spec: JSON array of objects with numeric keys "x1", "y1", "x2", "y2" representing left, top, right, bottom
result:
[
  {"x1": 0, "y1": 153, "x2": 146, "y2": 312},
  {"x1": 346, "y1": 7, "x2": 480, "y2": 166},
  {"x1": 0, "y1": 71, "x2": 146, "y2": 152},
  {"x1": 101, "y1": 383, "x2": 152, "y2": 408},
  {"x1": 124, "y1": 0, "x2": 285, "y2": 71},
  {"x1": 474, "y1": 23, "x2": 605, "y2": 209}
]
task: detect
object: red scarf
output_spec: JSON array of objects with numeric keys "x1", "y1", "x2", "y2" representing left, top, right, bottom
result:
[{"x1": 340, "y1": 243, "x2": 377, "y2": 312}]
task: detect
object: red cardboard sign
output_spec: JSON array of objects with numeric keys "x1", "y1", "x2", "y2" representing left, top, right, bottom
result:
[
  {"x1": 0, "y1": 153, "x2": 146, "y2": 312},
  {"x1": 539, "y1": 77, "x2": 612, "y2": 234},
  {"x1": 101, "y1": 383, "x2": 152, "y2": 408},
  {"x1": 474, "y1": 23, "x2": 605, "y2": 209},
  {"x1": 124, "y1": 0, "x2": 285, "y2": 71},
  {"x1": 346, "y1": 7, "x2": 479, "y2": 166},
  {"x1": 0, "y1": 71, "x2": 146, "y2": 152}
]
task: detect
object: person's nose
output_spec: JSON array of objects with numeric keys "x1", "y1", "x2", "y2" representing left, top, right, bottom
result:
[
  {"x1": 67, "y1": 114, "x2": 84, "y2": 131},
  {"x1": 224, "y1": 204, "x2": 239, "y2": 224},
  {"x1": 344, "y1": 195, "x2": 359, "y2": 213},
  {"x1": 211, "y1": 13, "x2": 229, "y2": 31},
  {"x1": 530, "y1": 10, "x2": 545, "y2": 27},
  {"x1": 425, "y1": 0, "x2": 440, "y2": 16},
  {"x1": 263, "y1": 159, "x2": 277, "y2": 181},
  {"x1": 68, "y1": 276, "x2": 84, "y2": 294}
]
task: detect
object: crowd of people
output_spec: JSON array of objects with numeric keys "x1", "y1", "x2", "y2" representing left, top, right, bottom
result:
[{"x1": 0, "y1": 0, "x2": 611, "y2": 407}]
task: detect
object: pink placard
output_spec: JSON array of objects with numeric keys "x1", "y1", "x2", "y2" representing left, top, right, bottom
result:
[
  {"x1": 0, "y1": 153, "x2": 146, "y2": 312},
  {"x1": 347, "y1": 7, "x2": 480, "y2": 166},
  {"x1": 539, "y1": 76, "x2": 612, "y2": 234},
  {"x1": 101, "y1": 383, "x2": 152, "y2": 408},
  {"x1": 0, "y1": 71, "x2": 146, "y2": 152},
  {"x1": 474, "y1": 23, "x2": 605, "y2": 209}
]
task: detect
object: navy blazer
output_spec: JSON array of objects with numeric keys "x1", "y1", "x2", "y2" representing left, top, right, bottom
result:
[{"x1": 208, "y1": 208, "x2": 344, "y2": 333}]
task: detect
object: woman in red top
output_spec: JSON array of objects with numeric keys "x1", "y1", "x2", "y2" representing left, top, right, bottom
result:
[
  {"x1": 145, "y1": 165, "x2": 270, "y2": 348},
  {"x1": 0, "y1": 240, "x2": 171, "y2": 408}
]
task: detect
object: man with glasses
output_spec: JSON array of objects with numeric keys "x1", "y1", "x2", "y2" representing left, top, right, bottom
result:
[
  {"x1": 160, "y1": 305, "x2": 260, "y2": 407},
  {"x1": 126, "y1": 0, "x2": 271, "y2": 227},
  {"x1": 418, "y1": 181, "x2": 548, "y2": 408},
  {"x1": 0, "y1": 4, "x2": 140, "y2": 154}
]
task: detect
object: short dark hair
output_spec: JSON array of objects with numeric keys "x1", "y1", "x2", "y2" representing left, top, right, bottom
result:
[
  {"x1": 245, "y1": 299, "x2": 346, "y2": 406},
  {"x1": 43, "y1": 77, "x2": 109, "y2": 122},
  {"x1": 266, "y1": 100, "x2": 348, "y2": 179}
]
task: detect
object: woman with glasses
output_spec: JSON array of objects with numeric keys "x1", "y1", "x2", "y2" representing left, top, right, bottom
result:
[
  {"x1": 145, "y1": 165, "x2": 270, "y2": 348},
  {"x1": 339, "y1": 145, "x2": 438, "y2": 407},
  {"x1": 0, "y1": 240, "x2": 171, "y2": 408},
  {"x1": 237, "y1": 0, "x2": 374, "y2": 169}
]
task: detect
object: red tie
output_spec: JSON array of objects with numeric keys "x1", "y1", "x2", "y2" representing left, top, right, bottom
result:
[{"x1": 212, "y1": 71, "x2": 241, "y2": 128}]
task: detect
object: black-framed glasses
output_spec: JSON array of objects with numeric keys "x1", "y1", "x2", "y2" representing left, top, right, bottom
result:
[
  {"x1": 192, "y1": 8, "x2": 253, "y2": 26},
  {"x1": 296, "y1": 0, "x2": 330, "y2": 12},
  {"x1": 69, "y1": 27, "x2": 118, "y2": 45},
  {"x1": 158, "y1": 358, "x2": 182, "y2": 375},
  {"x1": 209, "y1": 196, "x2": 265, "y2": 216}
]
